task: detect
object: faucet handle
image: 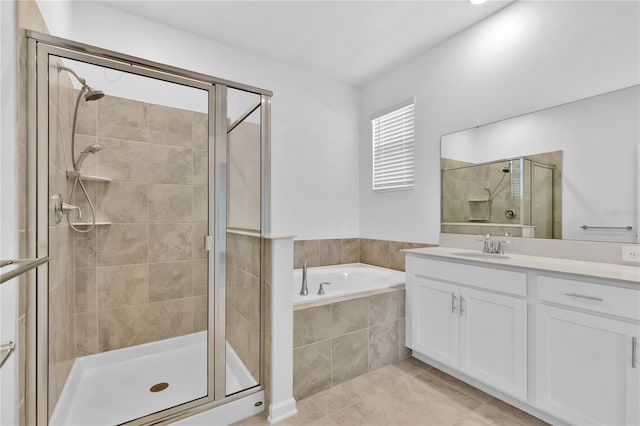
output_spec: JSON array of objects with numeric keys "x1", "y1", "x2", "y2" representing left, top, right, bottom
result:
[{"x1": 318, "y1": 282, "x2": 331, "y2": 296}]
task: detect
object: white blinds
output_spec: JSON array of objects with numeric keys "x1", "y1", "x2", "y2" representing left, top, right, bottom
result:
[{"x1": 372, "y1": 102, "x2": 415, "y2": 190}]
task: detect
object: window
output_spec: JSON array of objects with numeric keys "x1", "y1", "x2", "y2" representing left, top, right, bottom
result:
[{"x1": 371, "y1": 99, "x2": 415, "y2": 191}]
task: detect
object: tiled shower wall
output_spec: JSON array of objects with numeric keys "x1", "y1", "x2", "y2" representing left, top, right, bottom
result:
[
  {"x1": 71, "y1": 94, "x2": 209, "y2": 356},
  {"x1": 226, "y1": 232, "x2": 262, "y2": 382},
  {"x1": 47, "y1": 48, "x2": 77, "y2": 417},
  {"x1": 293, "y1": 238, "x2": 434, "y2": 271}
]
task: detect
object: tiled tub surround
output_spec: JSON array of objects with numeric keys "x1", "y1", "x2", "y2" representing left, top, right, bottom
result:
[
  {"x1": 292, "y1": 287, "x2": 409, "y2": 400},
  {"x1": 71, "y1": 93, "x2": 209, "y2": 356},
  {"x1": 293, "y1": 238, "x2": 434, "y2": 271}
]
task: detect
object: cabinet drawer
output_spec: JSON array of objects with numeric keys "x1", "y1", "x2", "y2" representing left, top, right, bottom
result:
[
  {"x1": 411, "y1": 256, "x2": 526, "y2": 297},
  {"x1": 538, "y1": 275, "x2": 640, "y2": 321}
]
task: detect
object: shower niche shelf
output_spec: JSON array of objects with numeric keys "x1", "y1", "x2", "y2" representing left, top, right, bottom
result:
[
  {"x1": 70, "y1": 222, "x2": 112, "y2": 227},
  {"x1": 66, "y1": 172, "x2": 112, "y2": 183}
]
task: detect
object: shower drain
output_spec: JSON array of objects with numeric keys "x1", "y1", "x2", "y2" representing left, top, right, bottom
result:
[{"x1": 149, "y1": 382, "x2": 169, "y2": 393}]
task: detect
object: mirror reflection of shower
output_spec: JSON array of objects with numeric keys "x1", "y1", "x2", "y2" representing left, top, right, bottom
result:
[
  {"x1": 484, "y1": 163, "x2": 511, "y2": 202},
  {"x1": 58, "y1": 62, "x2": 105, "y2": 232}
]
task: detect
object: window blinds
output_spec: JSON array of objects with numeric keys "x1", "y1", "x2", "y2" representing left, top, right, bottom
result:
[{"x1": 372, "y1": 102, "x2": 415, "y2": 191}]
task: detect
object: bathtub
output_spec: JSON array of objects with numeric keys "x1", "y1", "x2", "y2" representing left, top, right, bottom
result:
[{"x1": 292, "y1": 263, "x2": 405, "y2": 305}]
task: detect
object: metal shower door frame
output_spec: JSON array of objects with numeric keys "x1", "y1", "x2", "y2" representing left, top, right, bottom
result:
[{"x1": 27, "y1": 32, "x2": 270, "y2": 426}]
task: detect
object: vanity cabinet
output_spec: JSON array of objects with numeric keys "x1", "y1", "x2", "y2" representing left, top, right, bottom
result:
[
  {"x1": 536, "y1": 276, "x2": 640, "y2": 426},
  {"x1": 406, "y1": 250, "x2": 640, "y2": 426},
  {"x1": 409, "y1": 257, "x2": 528, "y2": 400}
]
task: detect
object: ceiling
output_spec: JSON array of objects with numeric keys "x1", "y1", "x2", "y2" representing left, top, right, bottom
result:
[{"x1": 99, "y1": 1, "x2": 513, "y2": 87}]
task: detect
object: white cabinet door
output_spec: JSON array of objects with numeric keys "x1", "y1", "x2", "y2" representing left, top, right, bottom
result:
[
  {"x1": 412, "y1": 276, "x2": 459, "y2": 368},
  {"x1": 459, "y1": 287, "x2": 527, "y2": 400},
  {"x1": 536, "y1": 304, "x2": 640, "y2": 426}
]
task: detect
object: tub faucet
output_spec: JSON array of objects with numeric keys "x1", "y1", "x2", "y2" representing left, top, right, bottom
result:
[{"x1": 300, "y1": 260, "x2": 309, "y2": 296}]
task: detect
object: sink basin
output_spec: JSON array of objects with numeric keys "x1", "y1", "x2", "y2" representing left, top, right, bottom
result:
[{"x1": 451, "y1": 251, "x2": 511, "y2": 260}]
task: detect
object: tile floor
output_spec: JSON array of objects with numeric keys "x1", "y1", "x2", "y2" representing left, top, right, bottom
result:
[{"x1": 234, "y1": 357, "x2": 549, "y2": 426}]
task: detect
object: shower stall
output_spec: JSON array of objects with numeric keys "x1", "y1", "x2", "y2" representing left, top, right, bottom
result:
[
  {"x1": 441, "y1": 157, "x2": 556, "y2": 239},
  {"x1": 28, "y1": 32, "x2": 271, "y2": 425}
]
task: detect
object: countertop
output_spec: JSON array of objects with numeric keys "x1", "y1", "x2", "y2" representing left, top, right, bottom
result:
[{"x1": 404, "y1": 246, "x2": 640, "y2": 284}]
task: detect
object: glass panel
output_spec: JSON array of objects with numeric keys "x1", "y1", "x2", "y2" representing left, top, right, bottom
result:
[
  {"x1": 225, "y1": 87, "x2": 262, "y2": 396},
  {"x1": 47, "y1": 54, "x2": 209, "y2": 424}
]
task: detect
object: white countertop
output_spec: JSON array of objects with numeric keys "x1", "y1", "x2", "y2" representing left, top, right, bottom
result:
[{"x1": 404, "y1": 246, "x2": 640, "y2": 284}]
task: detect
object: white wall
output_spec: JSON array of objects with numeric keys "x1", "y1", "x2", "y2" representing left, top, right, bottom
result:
[
  {"x1": 442, "y1": 86, "x2": 639, "y2": 242},
  {"x1": 0, "y1": 1, "x2": 20, "y2": 425},
  {"x1": 359, "y1": 1, "x2": 640, "y2": 243},
  {"x1": 37, "y1": 1, "x2": 360, "y2": 239}
]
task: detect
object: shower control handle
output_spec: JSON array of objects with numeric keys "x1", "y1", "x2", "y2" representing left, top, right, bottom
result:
[{"x1": 52, "y1": 193, "x2": 82, "y2": 223}]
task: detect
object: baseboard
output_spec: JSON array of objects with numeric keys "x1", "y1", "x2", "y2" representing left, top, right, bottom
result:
[{"x1": 267, "y1": 397, "x2": 297, "y2": 424}]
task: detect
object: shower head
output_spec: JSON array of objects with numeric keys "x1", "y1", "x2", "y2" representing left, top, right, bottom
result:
[
  {"x1": 57, "y1": 63, "x2": 105, "y2": 102},
  {"x1": 84, "y1": 89, "x2": 104, "y2": 101},
  {"x1": 502, "y1": 165, "x2": 511, "y2": 173},
  {"x1": 74, "y1": 144, "x2": 103, "y2": 172}
]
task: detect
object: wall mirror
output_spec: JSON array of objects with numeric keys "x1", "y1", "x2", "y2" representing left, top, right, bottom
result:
[{"x1": 440, "y1": 85, "x2": 639, "y2": 243}]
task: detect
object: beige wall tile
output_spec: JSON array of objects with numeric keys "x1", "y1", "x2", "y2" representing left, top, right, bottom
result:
[
  {"x1": 74, "y1": 229, "x2": 97, "y2": 268},
  {"x1": 149, "y1": 261, "x2": 192, "y2": 302},
  {"x1": 75, "y1": 94, "x2": 97, "y2": 137},
  {"x1": 96, "y1": 181, "x2": 149, "y2": 223},
  {"x1": 96, "y1": 137, "x2": 150, "y2": 182},
  {"x1": 149, "y1": 223, "x2": 192, "y2": 262},
  {"x1": 319, "y1": 239, "x2": 342, "y2": 266},
  {"x1": 294, "y1": 240, "x2": 320, "y2": 268},
  {"x1": 149, "y1": 104, "x2": 193, "y2": 147},
  {"x1": 192, "y1": 150, "x2": 208, "y2": 186},
  {"x1": 360, "y1": 239, "x2": 390, "y2": 268},
  {"x1": 294, "y1": 340, "x2": 332, "y2": 399},
  {"x1": 235, "y1": 270, "x2": 260, "y2": 325},
  {"x1": 332, "y1": 330, "x2": 368, "y2": 385},
  {"x1": 74, "y1": 267, "x2": 96, "y2": 313},
  {"x1": 227, "y1": 306, "x2": 260, "y2": 381},
  {"x1": 294, "y1": 305, "x2": 332, "y2": 348},
  {"x1": 98, "y1": 305, "x2": 149, "y2": 351},
  {"x1": 342, "y1": 238, "x2": 359, "y2": 264},
  {"x1": 192, "y1": 185, "x2": 207, "y2": 223},
  {"x1": 75, "y1": 312, "x2": 97, "y2": 356},
  {"x1": 97, "y1": 264, "x2": 149, "y2": 309},
  {"x1": 148, "y1": 145, "x2": 193, "y2": 185},
  {"x1": 192, "y1": 112, "x2": 208, "y2": 150},
  {"x1": 369, "y1": 292, "x2": 401, "y2": 327},
  {"x1": 149, "y1": 184, "x2": 192, "y2": 223},
  {"x1": 97, "y1": 224, "x2": 149, "y2": 266},
  {"x1": 389, "y1": 241, "x2": 413, "y2": 271},
  {"x1": 148, "y1": 298, "x2": 194, "y2": 341},
  {"x1": 191, "y1": 260, "x2": 208, "y2": 296},
  {"x1": 193, "y1": 295, "x2": 208, "y2": 332},
  {"x1": 369, "y1": 320, "x2": 400, "y2": 370},
  {"x1": 97, "y1": 96, "x2": 149, "y2": 142},
  {"x1": 332, "y1": 298, "x2": 368, "y2": 337}
]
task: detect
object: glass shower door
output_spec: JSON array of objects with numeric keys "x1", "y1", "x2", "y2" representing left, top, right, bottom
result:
[
  {"x1": 44, "y1": 53, "x2": 211, "y2": 425},
  {"x1": 224, "y1": 87, "x2": 263, "y2": 396}
]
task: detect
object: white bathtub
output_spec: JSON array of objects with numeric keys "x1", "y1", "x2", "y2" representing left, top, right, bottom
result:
[{"x1": 293, "y1": 263, "x2": 405, "y2": 305}]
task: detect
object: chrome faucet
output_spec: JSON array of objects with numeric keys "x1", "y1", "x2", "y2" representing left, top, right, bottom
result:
[
  {"x1": 480, "y1": 233, "x2": 510, "y2": 254},
  {"x1": 318, "y1": 282, "x2": 330, "y2": 295},
  {"x1": 300, "y1": 260, "x2": 309, "y2": 296}
]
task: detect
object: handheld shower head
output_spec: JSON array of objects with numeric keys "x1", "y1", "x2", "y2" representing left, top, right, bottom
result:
[
  {"x1": 502, "y1": 165, "x2": 511, "y2": 173},
  {"x1": 74, "y1": 144, "x2": 103, "y2": 172}
]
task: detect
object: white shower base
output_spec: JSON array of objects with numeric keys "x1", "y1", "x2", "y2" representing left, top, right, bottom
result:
[{"x1": 50, "y1": 331, "x2": 257, "y2": 426}]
